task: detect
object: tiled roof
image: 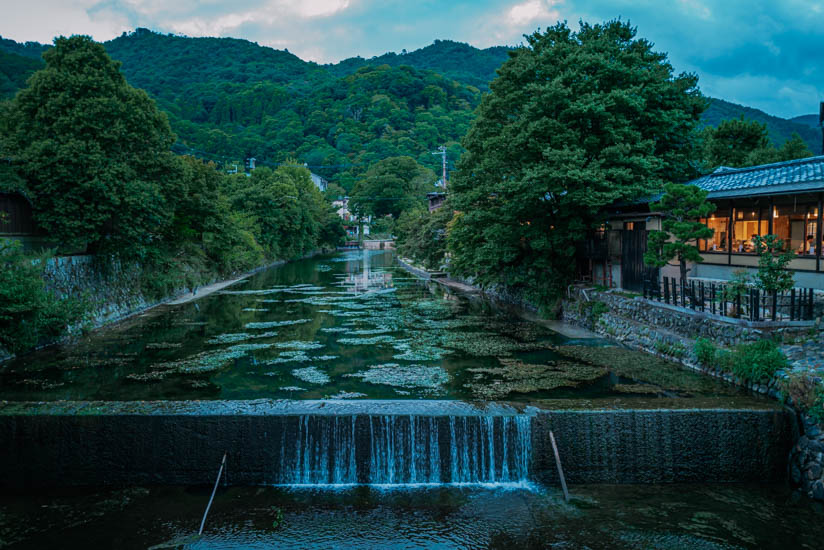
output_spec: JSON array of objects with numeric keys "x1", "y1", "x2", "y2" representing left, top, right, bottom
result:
[{"x1": 688, "y1": 155, "x2": 824, "y2": 198}]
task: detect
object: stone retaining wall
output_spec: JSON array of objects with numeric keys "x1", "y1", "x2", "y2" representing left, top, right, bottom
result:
[{"x1": 562, "y1": 287, "x2": 824, "y2": 501}]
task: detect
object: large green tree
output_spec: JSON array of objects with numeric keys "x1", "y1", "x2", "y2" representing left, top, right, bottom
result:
[
  {"x1": 1, "y1": 35, "x2": 179, "y2": 255},
  {"x1": 349, "y1": 156, "x2": 436, "y2": 218},
  {"x1": 701, "y1": 117, "x2": 813, "y2": 169},
  {"x1": 448, "y1": 21, "x2": 706, "y2": 300}
]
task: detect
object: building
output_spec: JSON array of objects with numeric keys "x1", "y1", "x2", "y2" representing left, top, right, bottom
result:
[
  {"x1": 308, "y1": 170, "x2": 328, "y2": 193},
  {"x1": 0, "y1": 191, "x2": 47, "y2": 250},
  {"x1": 581, "y1": 155, "x2": 824, "y2": 291},
  {"x1": 332, "y1": 197, "x2": 370, "y2": 242},
  {"x1": 427, "y1": 192, "x2": 447, "y2": 213}
]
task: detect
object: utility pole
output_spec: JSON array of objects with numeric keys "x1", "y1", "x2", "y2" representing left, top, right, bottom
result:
[{"x1": 432, "y1": 145, "x2": 447, "y2": 190}]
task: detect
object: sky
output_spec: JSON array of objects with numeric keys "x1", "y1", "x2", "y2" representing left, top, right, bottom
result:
[{"x1": 0, "y1": 0, "x2": 822, "y2": 119}]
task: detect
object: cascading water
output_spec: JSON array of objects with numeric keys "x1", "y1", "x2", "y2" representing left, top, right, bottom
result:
[{"x1": 274, "y1": 414, "x2": 532, "y2": 488}]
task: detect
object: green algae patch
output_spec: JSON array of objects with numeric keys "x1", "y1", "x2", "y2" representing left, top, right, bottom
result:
[
  {"x1": 345, "y1": 363, "x2": 449, "y2": 391},
  {"x1": 207, "y1": 331, "x2": 278, "y2": 344},
  {"x1": 291, "y1": 366, "x2": 331, "y2": 385},
  {"x1": 464, "y1": 358, "x2": 608, "y2": 399},
  {"x1": 612, "y1": 383, "x2": 663, "y2": 395},
  {"x1": 441, "y1": 332, "x2": 553, "y2": 357},
  {"x1": 554, "y1": 345, "x2": 734, "y2": 395}
]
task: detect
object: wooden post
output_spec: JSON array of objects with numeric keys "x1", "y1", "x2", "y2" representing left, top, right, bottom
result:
[
  {"x1": 711, "y1": 283, "x2": 716, "y2": 315},
  {"x1": 549, "y1": 431, "x2": 569, "y2": 502},
  {"x1": 791, "y1": 289, "x2": 796, "y2": 321}
]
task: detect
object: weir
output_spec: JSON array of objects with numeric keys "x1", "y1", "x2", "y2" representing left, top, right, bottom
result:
[
  {"x1": 276, "y1": 414, "x2": 531, "y2": 486},
  {"x1": 0, "y1": 400, "x2": 793, "y2": 489}
]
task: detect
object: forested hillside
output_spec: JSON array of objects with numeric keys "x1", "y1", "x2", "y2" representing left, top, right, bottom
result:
[
  {"x1": 704, "y1": 98, "x2": 820, "y2": 154},
  {"x1": 1, "y1": 29, "x2": 819, "y2": 191},
  {"x1": 329, "y1": 39, "x2": 510, "y2": 91}
]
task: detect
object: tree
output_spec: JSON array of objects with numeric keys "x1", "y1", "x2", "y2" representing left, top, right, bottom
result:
[
  {"x1": 644, "y1": 183, "x2": 715, "y2": 287},
  {"x1": 349, "y1": 156, "x2": 436, "y2": 218},
  {"x1": 644, "y1": 184, "x2": 715, "y2": 290},
  {"x1": 752, "y1": 234, "x2": 795, "y2": 293},
  {"x1": 448, "y1": 20, "x2": 705, "y2": 301},
  {"x1": 1, "y1": 35, "x2": 180, "y2": 255},
  {"x1": 702, "y1": 119, "x2": 813, "y2": 170},
  {"x1": 396, "y1": 204, "x2": 453, "y2": 269},
  {"x1": 702, "y1": 116, "x2": 770, "y2": 169}
]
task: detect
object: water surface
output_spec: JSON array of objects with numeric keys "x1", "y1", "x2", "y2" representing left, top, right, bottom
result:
[
  {"x1": 0, "y1": 484, "x2": 821, "y2": 549},
  {"x1": 0, "y1": 250, "x2": 762, "y2": 404}
]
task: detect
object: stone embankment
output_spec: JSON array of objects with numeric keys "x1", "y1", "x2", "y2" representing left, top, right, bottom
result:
[
  {"x1": 1, "y1": 250, "x2": 327, "y2": 363},
  {"x1": 562, "y1": 286, "x2": 824, "y2": 501}
]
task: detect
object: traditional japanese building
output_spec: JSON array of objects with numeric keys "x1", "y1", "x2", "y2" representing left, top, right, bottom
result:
[{"x1": 581, "y1": 155, "x2": 824, "y2": 291}]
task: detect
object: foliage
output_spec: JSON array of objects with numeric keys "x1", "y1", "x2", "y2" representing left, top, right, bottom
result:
[
  {"x1": 94, "y1": 30, "x2": 480, "y2": 190},
  {"x1": 644, "y1": 183, "x2": 715, "y2": 286},
  {"x1": 0, "y1": 49, "x2": 42, "y2": 98},
  {"x1": 701, "y1": 116, "x2": 813, "y2": 170},
  {"x1": 1, "y1": 35, "x2": 180, "y2": 256},
  {"x1": 395, "y1": 205, "x2": 453, "y2": 269},
  {"x1": 693, "y1": 337, "x2": 717, "y2": 367},
  {"x1": 702, "y1": 98, "x2": 820, "y2": 156},
  {"x1": 369, "y1": 216, "x2": 395, "y2": 238},
  {"x1": 752, "y1": 234, "x2": 795, "y2": 293},
  {"x1": 349, "y1": 156, "x2": 436, "y2": 218},
  {"x1": 780, "y1": 371, "x2": 824, "y2": 422},
  {"x1": 447, "y1": 21, "x2": 705, "y2": 302},
  {"x1": 718, "y1": 340, "x2": 788, "y2": 383},
  {"x1": 722, "y1": 269, "x2": 751, "y2": 302},
  {"x1": 329, "y1": 39, "x2": 510, "y2": 91},
  {"x1": 0, "y1": 239, "x2": 86, "y2": 354}
]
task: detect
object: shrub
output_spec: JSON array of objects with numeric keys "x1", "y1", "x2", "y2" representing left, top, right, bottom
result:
[
  {"x1": 0, "y1": 240, "x2": 87, "y2": 355},
  {"x1": 780, "y1": 372, "x2": 824, "y2": 422},
  {"x1": 694, "y1": 337, "x2": 717, "y2": 367},
  {"x1": 725, "y1": 340, "x2": 788, "y2": 383}
]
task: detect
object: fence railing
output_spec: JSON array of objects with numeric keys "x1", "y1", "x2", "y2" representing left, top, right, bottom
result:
[{"x1": 643, "y1": 277, "x2": 816, "y2": 322}]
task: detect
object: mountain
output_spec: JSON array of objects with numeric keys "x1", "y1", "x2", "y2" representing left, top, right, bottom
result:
[
  {"x1": 703, "y1": 98, "x2": 821, "y2": 154},
  {"x1": 1, "y1": 30, "x2": 820, "y2": 181},
  {"x1": 790, "y1": 114, "x2": 821, "y2": 129},
  {"x1": 329, "y1": 40, "x2": 511, "y2": 91},
  {"x1": 0, "y1": 50, "x2": 41, "y2": 98}
]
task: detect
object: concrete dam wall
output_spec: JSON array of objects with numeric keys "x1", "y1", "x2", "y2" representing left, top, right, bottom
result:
[{"x1": 0, "y1": 400, "x2": 794, "y2": 488}]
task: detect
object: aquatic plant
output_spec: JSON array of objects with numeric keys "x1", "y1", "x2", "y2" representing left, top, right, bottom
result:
[
  {"x1": 464, "y1": 358, "x2": 607, "y2": 399},
  {"x1": 274, "y1": 341, "x2": 325, "y2": 350},
  {"x1": 206, "y1": 331, "x2": 278, "y2": 344},
  {"x1": 245, "y1": 319, "x2": 311, "y2": 329},
  {"x1": 337, "y1": 335, "x2": 397, "y2": 346},
  {"x1": 345, "y1": 363, "x2": 449, "y2": 390},
  {"x1": 292, "y1": 366, "x2": 331, "y2": 384}
]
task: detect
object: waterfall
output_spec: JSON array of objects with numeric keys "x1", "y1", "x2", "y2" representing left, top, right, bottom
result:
[{"x1": 273, "y1": 414, "x2": 532, "y2": 487}]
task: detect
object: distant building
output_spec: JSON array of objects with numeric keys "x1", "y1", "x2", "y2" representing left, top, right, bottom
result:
[
  {"x1": 333, "y1": 197, "x2": 371, "y2": 241},
  {"x1": 309, "y1": 171, "x2": 328, "y2": 192},
  {"x1": 427, "y1": 192, "x2": 447, "y2": 213}
]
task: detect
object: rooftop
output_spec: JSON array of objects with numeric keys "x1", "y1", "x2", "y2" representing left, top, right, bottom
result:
[{"x1": 689, "y1": 155, "x2": 824, "y2": 199}]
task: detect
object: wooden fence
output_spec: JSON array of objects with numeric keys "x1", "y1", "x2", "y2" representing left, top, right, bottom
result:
[{"x1": 643, "y1": 277, "x2": 816, "y2": 322}]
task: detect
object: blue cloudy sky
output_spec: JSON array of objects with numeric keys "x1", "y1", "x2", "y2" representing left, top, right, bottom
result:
[{"x1": 1, "y1": 0, "x2": 822, "y2": 118}]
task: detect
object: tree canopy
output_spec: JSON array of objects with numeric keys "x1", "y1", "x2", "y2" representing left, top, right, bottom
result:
[
  {"x1": 447, "y1": 20, "x2": 706, "y2": 301},
  {"x1": 349, "y1": 156, "x2": 436, "y2": 218},
  {"x1": 1, "y1": 35, "x2": 180, "y2": 255},
  {"x1": 701, "y1": 117, "x2": 813, "y2": 170}
]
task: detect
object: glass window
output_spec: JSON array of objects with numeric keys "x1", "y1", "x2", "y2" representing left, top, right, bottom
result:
[
  {"x1": 701, "y1": 212, "x2": 729, "y2": 252},
  {"x1": 773, "y1": 200, "x2": 818, "y2": 256},
  {"x1": 731, "y1": 205, "x2": 767, "y2": 254}
]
